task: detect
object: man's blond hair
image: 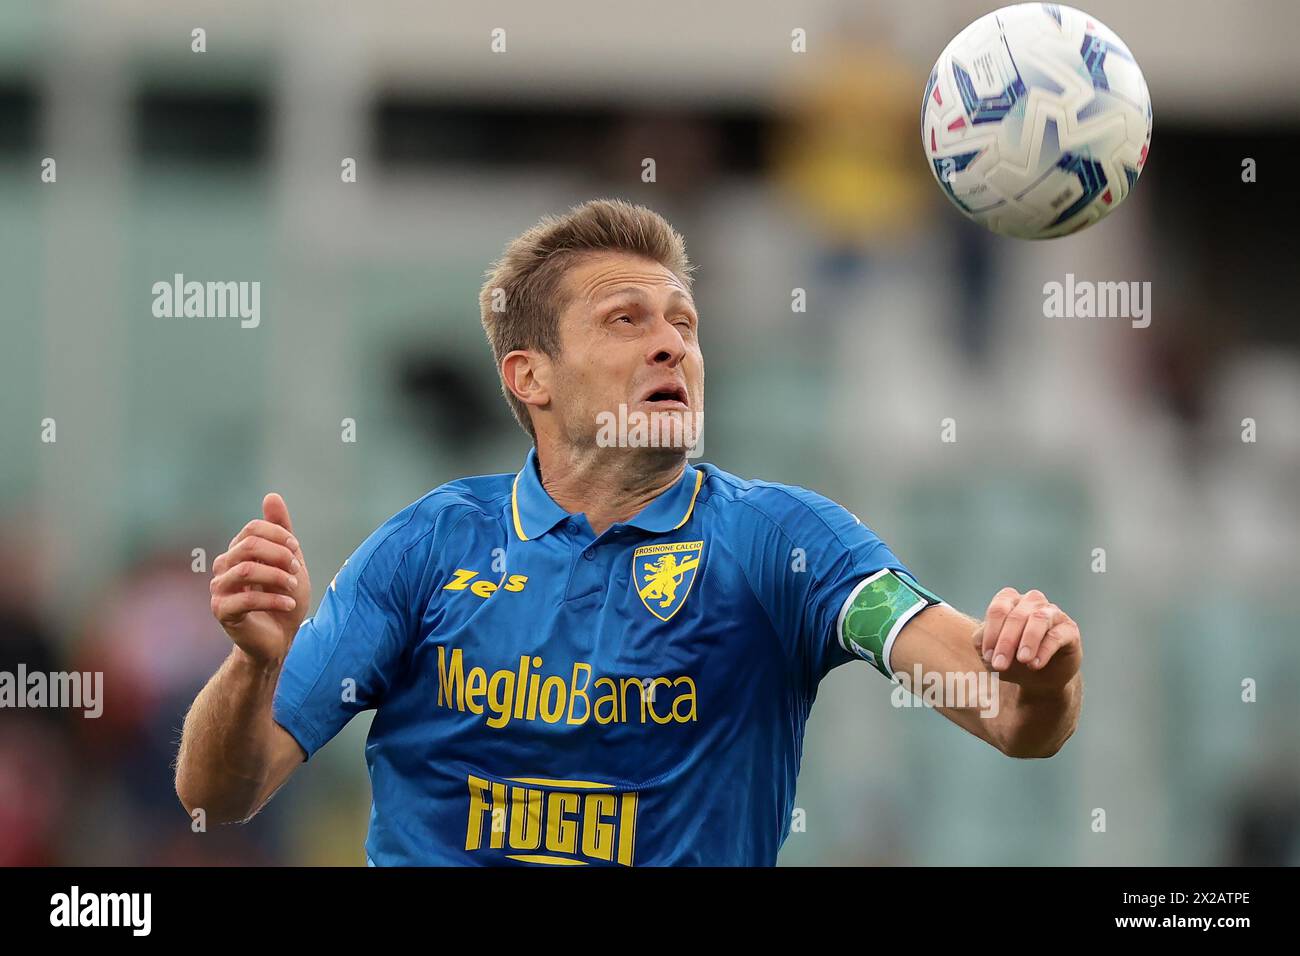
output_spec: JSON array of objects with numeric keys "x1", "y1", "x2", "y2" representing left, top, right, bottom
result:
[{"x1": 479, "y1": 199, "x2": 694, "y2": 439}]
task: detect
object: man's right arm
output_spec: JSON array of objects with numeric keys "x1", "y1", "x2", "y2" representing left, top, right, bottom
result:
[
  {"x1": 175, "y1": 648, "x2": 306, "y2": 823},
  {"x1": 175, "y1": 493, "x2": 312, "y2": 824}
]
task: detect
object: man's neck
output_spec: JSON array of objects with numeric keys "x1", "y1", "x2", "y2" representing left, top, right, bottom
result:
[{"x1": 535, "y1": 443, "x2": 686, "y2": 537}]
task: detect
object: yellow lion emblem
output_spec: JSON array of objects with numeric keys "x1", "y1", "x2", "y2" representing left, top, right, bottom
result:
[{"x1": 633, "y1": 542, "x2": 703, "y2": 621}]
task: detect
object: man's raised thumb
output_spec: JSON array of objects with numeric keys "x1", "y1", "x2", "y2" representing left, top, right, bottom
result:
[{"x1": 263, "y1": 492, "x2": 294, "y2": 532}]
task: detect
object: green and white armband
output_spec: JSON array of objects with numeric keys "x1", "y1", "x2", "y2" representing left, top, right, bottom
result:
[{"x1": 836, "y1": 569, "x2": 944, "y2": 678}]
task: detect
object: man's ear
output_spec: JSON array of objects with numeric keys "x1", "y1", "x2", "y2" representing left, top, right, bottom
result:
[{"x1": 502, "y1": 349, "x2": 552, "y2": 410}]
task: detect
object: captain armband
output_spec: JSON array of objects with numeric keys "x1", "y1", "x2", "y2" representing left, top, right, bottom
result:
[{"x1": 835, "y1": 569, "x2": 945, "y2": 678}]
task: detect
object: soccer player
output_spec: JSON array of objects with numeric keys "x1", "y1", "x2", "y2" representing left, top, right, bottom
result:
[{"x1": 175, "y1": 200, "x2": 1082, "y2": 866}]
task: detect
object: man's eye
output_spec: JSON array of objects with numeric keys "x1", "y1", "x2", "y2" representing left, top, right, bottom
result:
[{"x1": 614, "y1": 314, "x2": 634, "y2": 324}]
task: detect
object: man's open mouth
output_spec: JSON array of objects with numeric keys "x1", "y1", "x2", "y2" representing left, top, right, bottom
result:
[{"x1": 637, "y1": 383, "x2": 689, "y2": 408}]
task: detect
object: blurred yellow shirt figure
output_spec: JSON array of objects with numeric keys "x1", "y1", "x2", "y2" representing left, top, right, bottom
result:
[{"x1": 772, "y1": 42, "x2": 933, "y2": 245}]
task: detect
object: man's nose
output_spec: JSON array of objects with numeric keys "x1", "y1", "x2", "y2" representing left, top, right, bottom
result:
[{"x1": 648, "y1": 315, "x2": 687, "y2": 365}]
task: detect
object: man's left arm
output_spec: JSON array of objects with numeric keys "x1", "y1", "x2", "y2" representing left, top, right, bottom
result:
[{"x1": 888, "y1": 588, "x2": 1083, "y2": 758}]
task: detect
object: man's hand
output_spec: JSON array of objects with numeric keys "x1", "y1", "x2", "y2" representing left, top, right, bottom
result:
[
  {"x1": 180, "y1": 493, "x2": 310, "y2": 821},
  {"x1": 974, "y1": 587, "x2": 1081, "y2": 692},
  {"x1": 210, "y1": 493, "x2": 312, "y2": 667}
]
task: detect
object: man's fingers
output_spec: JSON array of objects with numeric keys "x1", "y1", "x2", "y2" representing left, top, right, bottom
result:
[
  {"x1": 230, "y1": 518, "x2": 299, "y2": 556},
  {"x1": 1015, "y1": 603, "x2": 1060, "y2": 665},
  {"x1": 261, "y1": 496, "x2": 306, "y2": 566},
  {"x1": 976, "y1": 588, "x2": 1081, "y2": 673},
  {"x1": 217, "y1": 536, "x2": 299, "y2": 576},
  {"x1": 990, "y1": 589, "x2": 1047, "y2": 671},
  {"x1": 212, "y1": 589, "x2": 297, "y2": 623},
  {"x1": 1030, "y1": 619, "x2": 1080, "y2": 669},
  {"x1": 211, "y1": 561, "x2": 299, "y2": 597},
  {"x1": 981, "y1": 588, "x2": 1021, "y2": 661}
]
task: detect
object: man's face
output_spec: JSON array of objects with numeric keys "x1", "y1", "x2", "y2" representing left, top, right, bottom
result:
[{"x1": 543, "y1": 251, "x2": 704, "y2": 454}]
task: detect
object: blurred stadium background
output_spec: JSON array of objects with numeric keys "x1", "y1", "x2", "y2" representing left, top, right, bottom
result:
[{"x1": 1, "y1": 0, "x2": 1298, "y2": 866}]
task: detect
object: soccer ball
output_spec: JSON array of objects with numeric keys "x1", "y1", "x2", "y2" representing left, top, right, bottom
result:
[{"x1": 921, "y1": 3, "x2": 1152, "y2": 239}]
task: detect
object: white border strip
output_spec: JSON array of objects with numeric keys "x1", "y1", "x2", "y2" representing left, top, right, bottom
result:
[{"x1": 879, "y1": 600, "x2": 928, "y2": 680}]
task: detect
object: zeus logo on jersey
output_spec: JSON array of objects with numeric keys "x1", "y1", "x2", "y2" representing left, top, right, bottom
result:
[
  {"x1": 465, "y1": 775, "x2": 639, "y2": 866},
  {"x1": 436, "y1": 647, "x2": 697, "y2": 729},
  {"x1": 442, "y1": 568, "x2": 529, "y2": 599}
]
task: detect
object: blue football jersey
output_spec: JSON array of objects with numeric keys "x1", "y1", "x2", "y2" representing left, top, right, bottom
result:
[{"x1": 272, "y1": 448, "x2": 937, "y2": 865}]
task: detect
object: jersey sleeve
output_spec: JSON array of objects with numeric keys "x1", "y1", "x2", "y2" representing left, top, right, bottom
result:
[
  {"x1": 736, "y1": 485, "x2": 944, "y2": 689},
  {"x1": 272, "y1": 503, "x2": 438, "y2": 759}
]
